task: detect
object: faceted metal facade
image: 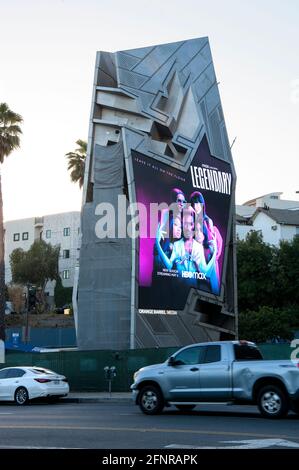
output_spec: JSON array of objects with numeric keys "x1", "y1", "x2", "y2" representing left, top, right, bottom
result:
[{"x1": 76, "y1": 38, "x2": 237, "y2": 350}]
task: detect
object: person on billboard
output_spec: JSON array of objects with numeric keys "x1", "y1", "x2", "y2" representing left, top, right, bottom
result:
[
  {"x1": 156, "y1": 206, "x2": 217, "y2": 289},
  {"x1": 154, "y1": 215, "x2": 182, "y2": 271},
  {"x1": 153, "y1": 188, "x2": 185, "y2": 275},
  {"x1": 158, "y1": 188, "x2": 185, "y2": 242},
  {"x1": 155, "y1": 188, "x2": 185, "y2": 261},
  {"x1": 190, "y1": 191, "x2": 222, "y2": 293}
]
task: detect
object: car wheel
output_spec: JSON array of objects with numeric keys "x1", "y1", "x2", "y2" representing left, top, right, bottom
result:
[
  {"x1": 139, "y1": 385, "x2": 164, "y2": 415},
  {"x1": 14, "y1": 387, "x2": 29, "y2": 406},
  {"x1": 175, "y1": 405, "x2": 196, "y2": 411},
  {"x1": 257, "y1": 385, "x2": 289, "y2": 419}
]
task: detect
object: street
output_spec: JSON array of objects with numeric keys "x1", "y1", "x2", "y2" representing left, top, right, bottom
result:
[{"x1": 0, "y1": 401, "x2": 298, "y2": 449}]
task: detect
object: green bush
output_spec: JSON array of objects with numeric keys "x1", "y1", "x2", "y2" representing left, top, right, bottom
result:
[
  {"x1": 238, "y1": 306, "x2": 296, "y2": 343},
  {"x1": 54, "y1": 276, "x2": 73, "y2": 308}
]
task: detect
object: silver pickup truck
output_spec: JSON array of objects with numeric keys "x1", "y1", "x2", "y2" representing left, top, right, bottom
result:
[{"x1": 131, "y1": 341, "x2": 299, "y2": 418}]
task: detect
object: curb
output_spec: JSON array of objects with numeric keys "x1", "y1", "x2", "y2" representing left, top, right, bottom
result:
[{"x1": 61, "y1": 397, "x2": 133, "y2": 404}]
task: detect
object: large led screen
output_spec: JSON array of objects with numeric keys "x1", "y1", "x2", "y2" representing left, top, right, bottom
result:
[{"x1": 132, "y1": 136, "x2": 233, "y2": 311}]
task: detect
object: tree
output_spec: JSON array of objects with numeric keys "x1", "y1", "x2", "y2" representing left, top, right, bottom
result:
[
  {"x1": 0, "y1": 103, "x2": 23, "y2": 340},
  {"x1": 65, "y1": 139, "x2": 87, "y2": 188},
  {"x1": 7, "y1": 284, "x2": 25, "y2": 314},
  {"x1": 237, "y1": 231, "x2": 278, "y2": 311},
  {"x1": 276, "y1": 236, "x2": 299, "y2": 307},
  {"x1": 10, "y1": 240, "x2": 60, "y2": 310},
  {"x1": 237, "y1": 232, "x2": 299, "y2": 341},
  {"x1": 239, "y1": 306, "x2": 294, "y2": 343}
]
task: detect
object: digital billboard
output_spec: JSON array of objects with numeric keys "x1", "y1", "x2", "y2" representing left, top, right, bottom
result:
[{"x1": 132, "y1": 135, "x2": 233, "y2": 311}]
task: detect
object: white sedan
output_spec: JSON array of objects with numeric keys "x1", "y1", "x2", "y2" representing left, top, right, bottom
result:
[{"x1": 0, "y1": 366, "x2": 69, "y2": 405}]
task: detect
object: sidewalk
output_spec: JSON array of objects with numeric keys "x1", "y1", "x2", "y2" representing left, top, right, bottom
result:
[{"x1": 62, "y1": 392, "x2": 132, "y2": 403}]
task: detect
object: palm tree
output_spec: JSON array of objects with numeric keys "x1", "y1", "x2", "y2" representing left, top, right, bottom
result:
[
  {"x1": 65, "y1": 139, "x2": 87, "y2": 188},
  {"x1": 0, "y1": 103, "x2": 23, "y2": 341}
]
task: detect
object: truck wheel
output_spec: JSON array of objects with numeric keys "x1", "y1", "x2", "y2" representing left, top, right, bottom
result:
[
  {"x1": 139, "y1": 385, "x2": 164, "y2": 415},
  {"x1": 257, "y1": 385, "x2": 289, "y2": 419},
  {"x1": 175, "y1": 405, "x2": 196, "y2": 411}
]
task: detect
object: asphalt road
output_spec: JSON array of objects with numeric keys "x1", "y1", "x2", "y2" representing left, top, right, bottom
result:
[{"x1": 0, "y1": 401, "x2": 298, "y2": 449}]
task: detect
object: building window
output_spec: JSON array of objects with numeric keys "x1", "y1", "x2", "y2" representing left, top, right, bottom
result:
[
  {"x1": 22, "y1": 232, "x2": 29, "y2": 241},
  {"x1": 62, "y1": 269, "x2": 70, "y2": 280},
  {"x1": 63, "y1": 227, "x2": 70, "y2": 237},
  {"x1": 63, "y1": 249, "x2": 70, "y2": 259},
  {"x1": 296, "y1": 226, "x2": 299, "y2": 236},
  {"x1": 46, "y1": 229, "x2": 51, "y2": 239},
  {"x1": 13, "y1": 233, "x2": 20, "y2": 242}
]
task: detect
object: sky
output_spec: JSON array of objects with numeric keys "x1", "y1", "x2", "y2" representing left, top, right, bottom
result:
[{"x1": 1, "y1": 0, "x2": 299, "y2": 221}]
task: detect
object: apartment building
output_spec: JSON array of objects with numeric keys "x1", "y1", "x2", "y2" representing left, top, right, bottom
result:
[
  {"x1": 236, "y1": 192, "x2": 299, "y2": 245},
  {"x1": 4, "y1": 211, "x2": 81, "y2": 296}
]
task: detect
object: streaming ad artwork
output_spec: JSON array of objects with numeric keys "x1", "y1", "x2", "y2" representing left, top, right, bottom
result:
[{"x1": 132, "y1": 135, "x2": 233, "y2": 312}]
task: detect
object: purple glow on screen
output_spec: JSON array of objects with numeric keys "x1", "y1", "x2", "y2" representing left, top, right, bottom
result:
[{"x1": 132, "y1": 136, "x2": 233, "y2": 309}]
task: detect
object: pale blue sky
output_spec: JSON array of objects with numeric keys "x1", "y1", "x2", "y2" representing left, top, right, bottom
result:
[{"x1": 1, "y1": 0, "x2": 298, "y2": 220}]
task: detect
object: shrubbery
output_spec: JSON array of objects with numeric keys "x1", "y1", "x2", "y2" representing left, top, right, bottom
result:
[
  {"x1": 237, "y1": 232, "x2": 299, "y2": 340},
  {"x1": 54, "y1": 276, "x2": 72, "y2": 308}
]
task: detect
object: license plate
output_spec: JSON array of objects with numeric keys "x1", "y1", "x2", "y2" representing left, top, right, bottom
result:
[{"x1": 53, "y1": 380, "x2": 60, "y2": 385}]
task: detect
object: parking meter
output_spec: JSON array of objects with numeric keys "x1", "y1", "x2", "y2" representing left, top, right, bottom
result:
[{"x1": 104, "y1": 366, "x2": 116, "y2": 396}]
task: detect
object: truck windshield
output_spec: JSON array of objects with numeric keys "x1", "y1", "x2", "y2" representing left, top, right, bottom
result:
[{"x1": 234, "y1": 344, "x2": 263, "y2": 360}]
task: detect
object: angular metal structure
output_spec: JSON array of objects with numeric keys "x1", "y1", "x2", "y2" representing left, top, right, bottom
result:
[{"x1": 76, "y1": 38, "x2": 237, "y2": 350}]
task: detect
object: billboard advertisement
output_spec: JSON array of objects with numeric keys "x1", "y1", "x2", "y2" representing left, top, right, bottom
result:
[{"x1": 132, "y1": 135, "x2": 233, "y2": 311}]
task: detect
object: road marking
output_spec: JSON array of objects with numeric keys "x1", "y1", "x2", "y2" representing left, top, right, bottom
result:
[
  {"x1": 0, "y1": 424, "x2": 298, "y2": 442},
  {"x1": 0, "y1": 445, "x2": 84, "y2": 449},
  {"x1": 166, "y1": 439, "x2": 299, "y2": 449},
  {"x1": 223, "y1": 439, "x2": 299, "y2": 449}
]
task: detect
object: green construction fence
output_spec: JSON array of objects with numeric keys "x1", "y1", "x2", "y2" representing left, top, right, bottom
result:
[{"x1": 2, "y1": 343, "x2": 296, "y2": 392}]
